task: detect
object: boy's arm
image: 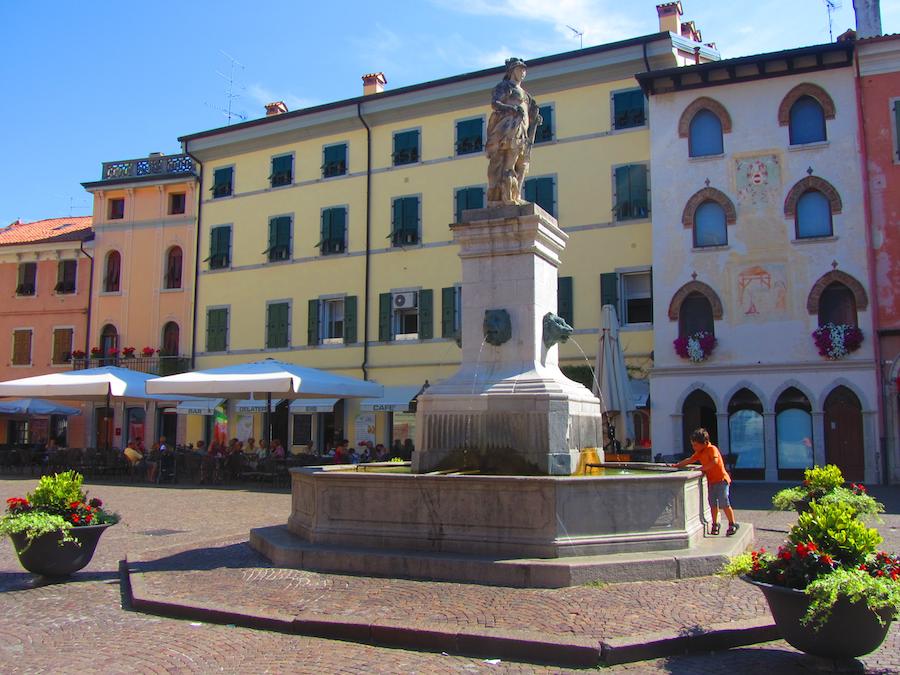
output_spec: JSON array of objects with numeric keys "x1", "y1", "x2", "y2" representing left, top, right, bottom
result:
[{"x1": 672, "y1": 452, "x2": 699, "y2": 468}]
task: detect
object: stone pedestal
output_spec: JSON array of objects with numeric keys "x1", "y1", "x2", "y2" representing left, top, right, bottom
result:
[{"x1": 413, "y1": 203, "x2": 602, "y2": 475}]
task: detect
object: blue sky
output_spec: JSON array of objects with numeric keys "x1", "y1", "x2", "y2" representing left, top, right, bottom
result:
[{"x1": 2, "y1": 0, "x2": 897, "y2": 225}]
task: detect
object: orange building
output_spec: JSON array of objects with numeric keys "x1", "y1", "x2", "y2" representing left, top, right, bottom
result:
[{"x1": 0, "y1": 216, "x2": 93, "y2": 446}]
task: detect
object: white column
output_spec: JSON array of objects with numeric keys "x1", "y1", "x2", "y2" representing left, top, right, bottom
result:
[
  {"x1": 763, "y1": 412, "x2": 778, "y2": 482},
  {"x1": 812, "y1": 411, "x2": 826, "y2": 467}
]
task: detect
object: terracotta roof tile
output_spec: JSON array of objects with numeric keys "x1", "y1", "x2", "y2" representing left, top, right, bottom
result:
[{"x1": 0, "y1": 216, "x2": 93, "y2": 247}]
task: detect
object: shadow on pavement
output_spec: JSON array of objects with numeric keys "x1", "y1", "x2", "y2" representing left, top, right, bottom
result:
[
  {"x1": 0, "y1": 568, "x2": 119, "y2": 593},
  {"x1": 729, "y1": 483, "x2": 900, "y2": 515},
  {"x1": 662, "y1": 646, "x2": 878, "y2": 673},
  {"x1": 134, "y1": 541, "x2": 269, "y2": 573}
]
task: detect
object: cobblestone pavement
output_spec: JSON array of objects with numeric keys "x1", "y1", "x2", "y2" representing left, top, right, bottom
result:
[{"x1": 1, "y1": 477, "x2": 898, "y2": 673}]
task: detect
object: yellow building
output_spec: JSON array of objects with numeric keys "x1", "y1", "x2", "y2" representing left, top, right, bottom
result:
[
  {"x1": 180, "y1": 24, "x2": 717, "y2": 452},
  {"x1": 82, "y1": 152, "x2": 199, "y2": 447}
]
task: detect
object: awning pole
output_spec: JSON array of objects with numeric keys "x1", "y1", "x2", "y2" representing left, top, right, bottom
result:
[
  {"x1": 265, "y1": 393, "x2": 272, "y2": 446},
  {"x1": 105, "y1": 390, "x2": 111, "y2": 454}
]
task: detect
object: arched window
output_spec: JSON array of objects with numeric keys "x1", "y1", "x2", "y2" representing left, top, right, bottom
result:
[
  {"x1": 728, "y1": 388, "x2": 765, "y2": 475},
  {"x1": 694, "y1": 201, "x2": 727, "y2": 247},
  {"x1": 818, "y1": 282, "x2": 857, "y2": 327},
  {"x1": 689, "y1": 109, "x2": 724, "y2": 157},
  {"x1": 161, "y1": 322, "x2": 180, "y2": 356},
  {"x1": 681, "y1": 389, "x2": 717, "y2": 455},
  {"x1": 775, "y1": 387, "x2": 813, "y2": 477},
  {"x1": 104, "y1": 251, "x2": 121, "y2": 293},
  {"x1": 796, "y1": 190, "x2": 832, "y2": 239},
  {"x1": 679, "y1": 292, "x2": 715, "y2": 337},
  {"x1": 164, "y1": 247, "x2": 183, "y2": 290},
  {"x1": 100, "y1": 324, "x2": 118, "y2": 358},
  {"x1": 789, "y1": 95, "x2": 826, "y2": 145}
]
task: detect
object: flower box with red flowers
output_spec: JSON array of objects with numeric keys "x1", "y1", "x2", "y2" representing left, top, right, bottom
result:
[
  {"x1": 812, "y1": 323, "x2": 864, "y2": 360},
  {"x1": 141, "y1": 346, "x2": 157, "y2": 357},
  {"x1": 673, "y1": 330, "x2": 717, "y2": 363},
  {"x1": 89, "y1": 347, "x2": 103, "y2": 358},
  {"x1": 122, "y1": 346, "x2": 136, "y2": 358}
]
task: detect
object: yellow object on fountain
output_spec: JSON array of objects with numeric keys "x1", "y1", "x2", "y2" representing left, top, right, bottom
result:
[{"x1": 575, "y1": 447, "x2": 604, "y2": 475}]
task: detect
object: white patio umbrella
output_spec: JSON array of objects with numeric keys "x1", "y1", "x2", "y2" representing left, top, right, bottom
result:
[
  {"x1": 146, "y1": 358, "x2": 383, "y2": 444},
  {"x1": 0, "y1": 398, "x2": 82, "y2": 416},
  {"x1": 594, "y1": 305, "x2": 635, "y2": 451}
]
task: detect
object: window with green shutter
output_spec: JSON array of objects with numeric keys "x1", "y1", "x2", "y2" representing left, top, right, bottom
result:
[
  {"x1": 323, "y1": 143, "x2": 347, "y2": 178},
  {"x1": 211, "y1": 167, "x2": 233, "y2": 198},
  {"x1": 320, "y1": 207, "x2": 347, "y2": 255},
  {"x1": 270, "y1": 155, "x2": 293, "y2": 187},
  {"x1": 523, "y1": 177, "x2": 555, "y2": 216},
  {"x1": 209, "y1": 226, "x2": 231, "y2": 269},
  {"x1": 307, "y1": 299, "x2": 319, "y2": 345},
  {"x1": 600, "y1": 272, "x2": 619, "y2": 313},
  {"x1": 418, "y1": 289, "x2": 433, "y2": 340},
  {"x1": 343, "y1": 296, "x2": 357, "y2": 344},
  {"x1": 455, "y1": 118, "x2": 483, "y2": 155},
  {"x1": 535, "y1": 105, "x2": 553, "y2": 143},
  {"x1": 267, "y1": 216, "x2": 292, "y2": 262},
  {"x1": 16, "y1": 262, "x2": 36, "y2": 296},
  {"x1": 378, "y1": 293, "x2": 392, "y2": 341},
  {"x1": 392, "y1": 130, "x2": 420, "y2": 165},
  {"x1": 557, "y1": 277, "x2": 573, "y2": 327},
  {"x1": 391, "y1": 196, "x2": 420, "y2": 247},
  {"x1": 614, "y1": 165, "x2": 649, "y2": 221},
  {"x1": 455, "y1": 187, "x2": 484, "y2": 223},
  {"x1": 613, "y1": 89, "x2": 646, "y2": 130},
  {"x1": 55, "y1": 260, "x2": 77, "y2": 294},
  {"x1": 442, "y1": 286, "x2": 461, "y2": 341},
  {"x1": 206, "y1": 308, "x2": 228, "y2": 352},
  {"x1": 266, "y1": 302, "x2": 290, "y2": 349}
]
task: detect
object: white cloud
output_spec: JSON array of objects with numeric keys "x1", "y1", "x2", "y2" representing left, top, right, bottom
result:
[{"x1": 246, "y1": 83, "x2": 318, "y2": 115}]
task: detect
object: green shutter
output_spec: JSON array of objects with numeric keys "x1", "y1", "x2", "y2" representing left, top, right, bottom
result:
[
  {"x1": 333, "y1": 208, "x2": 346, "y2": 246},
  {"x1": 442, "y1": 286, "x2": 456, "y2": 338},
  {"x1": 418, "y1": 289, "x2": 433, "y2": 340},
  {"x1": 536, "y1": 105, "x2": 553, "y2": 142},
  {"x1": 524, "y1": 178, "x2": 554, "y2": 216},
  {"x1": 631, "y1": 165, "x2": 648, "y2": 219},
  {"x1": 267, "y1": 303, "x2": 289, "y2": 349},
  {"x1": 614, "y1": 166, "x2": 628, "y2": 219},
  {"x1": 272, "y1": 155, "x2": 291, "y2": 176},
  {"x1": 403, "y1": 197, "x2": 418, "y2": 232},
  {"x1": 613, "y1": 90, "x2": 645, "y2": 129},
  {"x1": 600, "y1": 273, "x2": 619, "y2": 310},
  {"x1": 307, "y1": 299, "x2": 319, "y2": 345},
  {"x1": 455, "y1": 187, "x2": 484, "y2": 223},
  {"x1": 344, "y1": 295, "x2": 357, "y2": 344},
  {"x1": 379, "y1": 293, "x2": 392, "y2": 341},
  {"x1": 455, "y1": 189, "x2": 467, "y2": 224},
  {"x1": 277, "y1": 217, "x2": 291, "y2": 249},
  {"x1": 210, "y1": 227, "x2": 230, "y2": 267},
  {"x1": 456, "y1": 118, "x2": 483, "y2": 154},
  {"x1": 321, "y1": 209, "x2": 331, "y2": 244},
  {"x1": 391, "y1": 199, "x2": 402, "y2": 241},
  {"x1": 557, "y1": 276, "x2": 573, "y2": 327},
  {"x1": 207, "y1": 308, "x2": 227, "y2": 352}
]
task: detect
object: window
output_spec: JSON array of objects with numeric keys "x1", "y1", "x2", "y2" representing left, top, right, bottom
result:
[
  {"x1": 308, "y1": 296, "x2": 357, "y2": 345},
  {"x1": 211, "y1": 167, "x2": 233, "y2": 198},
  {"x1": 379, "y1": 290, "x2": 433, "y2": 341},
  {"x1": 727, "y1": 389, "x2": 765, "y2": 473},
  {"x1": 108, "y1": 198, "x2": 125, "y2": 220},
  {"x1": 621, "y1": 271, "x2": 652, "y2": 325},
  {"x1": 391, "y1": 196, "x2": 420, "y2": 246},
  {"x1": 323, "y1": 143, "x2": 347, "y2": 178},
  {"x1": 266, "y1": 302, "x2": 290, "y2": 349},
  {"x1": 321, "y1": 299, "x2": 344, "y2": 341},
  {"x1": 455, "y1": 118, "x2": 483, "y2": 155},
  {"x1": 16, "y1": 262, "x2": 36, "y2": 296},
  {"x1": 534, "y1": 105, "x2": 553, "y2": 143},
  {"x1": 320, "y1": 207, "x2": 347, "y2": 255},
  {"x1": 679, "y1": 291, "x2": 714, "y2": 337},
  {"x1": 689, "y1": 109, "x2": 724, "y2": 157},
  {"x1": 392, "y1": 130, "x2": 420, "y2": 166},
  {"x1": 614, "y1": 165, "x2": 649, "y2": 221},
  {"x1": 523, "y1": 176, "x2": 555, "y2": 216},
  {"x1": 161, "y1": 321, "x2": 179, "y2": 356},
  {"x1": 270, "y1": 154, "x2": 293, "y2": 187},
  {"x1": 818, "y1": 282, "x2": 857, "y2": 327},
  {"x1": 209, "y1": 226, "x2": 231, "y2": 269},
  {"x1": 103, "y1": 251, "x2": 121, "y2": 292},
  {"x1": 100, "y1": 324, "x2": 118, "y2": 357},
  {"x1": 266, "y1": 216, "x2": 292, "y2": 262},
  {"x1": 454, "y1": 186, "x2": 484, "y2": 223},
  {"x1": 55, "y1": 260, "x2": 77, "y2": 294},
  {"x1": 168, "y1": 192, "x2": 186, "y2": 215},
  {"x1": 557, "y1": 276, "x2": 573, "y2": 327},
  {"x1": 12, "y1": 329, "x2": 32, "y2": 366},
  {"x1": 613, "y1": 89, "x2": 646, "y2": 130},
  {"x1": 776, "y1": 388, "x2": 813, "y2": 471},
  {"x1": 694, "y1": 201, "x2": 727, "y2": 247},
  {"x1": 441, "y1": 286, "x2": 461, "y2": 341},
  {"x1": 52, "y1": 328, "x2": 74, "y2": 365},
  {"x1": 789, "y1": 96, "x2": 826, "y2": 145},
  {"x1": 164, "y1": 247, "x2": 183, "y2": 289},
  {"x1": 795, "y1": 190, "x2": 832, "y2": 239},
  {"x1": 206, "y1": 308, "x2": 228, "y2": 352}
]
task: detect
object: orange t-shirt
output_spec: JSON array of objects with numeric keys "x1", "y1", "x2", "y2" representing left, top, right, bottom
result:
[{"x1": 686, "y1": 443, "x2": 731, "y2": 484}]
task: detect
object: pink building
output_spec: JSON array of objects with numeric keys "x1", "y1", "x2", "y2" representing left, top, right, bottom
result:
[{"x1": 0, "y1": 216, "x2": 93, "y2": 447}]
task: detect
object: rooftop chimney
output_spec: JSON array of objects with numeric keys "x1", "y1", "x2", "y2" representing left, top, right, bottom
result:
[
  {"x1": 656, "y1": 1, "x2": 683, "y2": 34},
  {"x1": 853, "y1": 0, "x2": 882, "y2": 39},
  {"x1": 265, "y1": 101, "x2": 289, "y2": 116},
  {"x1": 681, "y1": 19, "x2": 702, "y2": 43},
  {"x1": 362, "y1": 72, "x2": 387, "y2": 96}
]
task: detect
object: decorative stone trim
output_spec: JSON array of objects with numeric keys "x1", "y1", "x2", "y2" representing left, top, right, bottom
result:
[
  {"x1": 681, "y1": 187, "x2": 737, "y2": 228},
  {"x1": 783, "y1": 176, "x2": 842, "y2": 218},
  {"x1": 777, "y1": 83, "x2": 836, "y2": 126},
  {"x1": 668, "y1": 281, "x2": 724, "y2": 321},
  {"x1": 806, "y1": 270, "x2": 868, "y2": 314},
  {"x1": 677, "y1": 97, "x2": 733, "y2": 138}
]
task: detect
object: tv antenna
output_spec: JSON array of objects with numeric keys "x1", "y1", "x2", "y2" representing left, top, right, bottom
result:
[
  {"x1": 206, "y1": 50, "x2": 247, "y2": 125},
  {"x1": 824, "y1": 0, "x2": 842, "y2": 41},
  {"x1": 566, "y1": 25, "x2": 584, "y2": 49}
]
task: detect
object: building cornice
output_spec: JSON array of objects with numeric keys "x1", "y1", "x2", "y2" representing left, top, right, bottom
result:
[
  {"x1": 857, "y1": 36, "x2": 900, "y2": 76},
  {"x1": 652, "y1": 358, "x2": 876, "y2": 377}
]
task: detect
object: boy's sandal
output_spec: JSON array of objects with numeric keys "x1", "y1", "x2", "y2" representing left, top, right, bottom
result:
[
  {"x1": 726, "y1": 523, "x2": 740, "y2": 537},
  {"x1": 710, "y1": 523, "x2": 720, "y2": 535}
]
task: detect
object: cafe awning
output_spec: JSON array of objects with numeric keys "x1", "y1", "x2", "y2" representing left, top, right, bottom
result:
[
  {"x1": 175, "y1": 398, "x2": 224, "y2": 415},
  {"x1": 359, "y1": 385, "x2": 421, "y2": 412},
  {"x1": 289, "y1": 398, "x2": 338, "y2": 413},
  {"x1": 236, "y1": 399, "x2": 283, "y2": 413}
]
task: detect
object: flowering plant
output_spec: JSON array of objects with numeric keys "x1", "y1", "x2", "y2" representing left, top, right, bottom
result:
[
  {"x1": 812, "y1": 323, "x2": 863, "y2": 360},
  {"x1": 70, "y1": 349, "x2": 86, "y2": 359},
  {"x1": 771, "y1": 464, "x2": 883, "y2": 517},
  {"x1": 673, "y1": 331, "x2": 717, "y2": 363},
  {"x1": 141, "y1": 346, "x2": 157, "y2": 357},
  {"x1": 122, "y1": 346, "x2": 135, "y2": 358},
  {"x1": 107, "y1": 347, "x2": 119, "y2": 357},
  {"x1": 90, "y1": 346, "x2": 103, "y2": 358},
  {"x1": 0, "y1": 472, "x2": 118, "y2": 550}
]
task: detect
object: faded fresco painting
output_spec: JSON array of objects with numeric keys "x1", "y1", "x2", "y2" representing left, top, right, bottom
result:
[
  {"x1": 735, "y1": 154, "x2": 781, "y2": 207},
  {"x1": 735, "y1": 263, "x2": 789, "y2": 319}
]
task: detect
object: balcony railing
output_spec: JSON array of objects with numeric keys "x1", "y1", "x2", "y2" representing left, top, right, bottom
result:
[
  {"x1": 101, "y1": 154, "x2": 196, "y2": 181},
  {"x1": 72, "y1": 355, "x2": 191, "y2": 376}
]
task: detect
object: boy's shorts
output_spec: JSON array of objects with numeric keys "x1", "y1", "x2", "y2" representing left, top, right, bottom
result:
[{"x1": 708, "y1": 480, "x2": 731, "y2": 509}]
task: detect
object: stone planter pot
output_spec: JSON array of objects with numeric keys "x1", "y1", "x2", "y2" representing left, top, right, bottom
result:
[
  {"x1": 744, "y1": 576, "x2": 893, "y2": 658},
  {"x1": 9, "y1": 524, "x2": 113, "y2": 577}
]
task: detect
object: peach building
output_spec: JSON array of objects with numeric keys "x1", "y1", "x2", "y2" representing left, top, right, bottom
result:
[{"x1": 0, "y1": 216, "x2": 93, "y2": 446}]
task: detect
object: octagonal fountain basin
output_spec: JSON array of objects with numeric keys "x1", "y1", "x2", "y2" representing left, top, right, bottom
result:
[{"x1": 286, "y1": 462, "x2": 707, "y2": 559}]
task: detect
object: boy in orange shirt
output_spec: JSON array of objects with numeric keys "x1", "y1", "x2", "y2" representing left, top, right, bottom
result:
[{"x1": 673, "y1": 428, "x2": 739, "y2": 536}]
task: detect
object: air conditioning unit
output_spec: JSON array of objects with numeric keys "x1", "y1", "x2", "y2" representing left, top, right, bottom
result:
[{"x1": 393, "y1": 291, "x2": 417, "y2": 309}]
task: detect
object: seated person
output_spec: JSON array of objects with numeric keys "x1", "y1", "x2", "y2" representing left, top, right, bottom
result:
[
  {"x1": 145, "y1": 443, "x2": 160, "y2": 482},
  {"x1": 271, "y1": 439, "x2": 286, "y2": 459},
  {"x1": 123, "y1": 443, "x2": 143, "y2": 466}
]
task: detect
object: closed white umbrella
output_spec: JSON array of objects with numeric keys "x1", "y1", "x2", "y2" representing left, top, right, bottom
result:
[{"x1": 594, "y1": 305, "x2": 636, "y2": 450}]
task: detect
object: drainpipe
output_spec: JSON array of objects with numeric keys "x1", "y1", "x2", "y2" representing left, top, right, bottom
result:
[
  {"x1": 185, "y1": 149, "x2": 203, "y2": 370},
  {"x1": 853, "y1": 51, "x2": 887, "y2": 483},
  {"x1": 79, "y1": 239, "x2": 94, "y2": 355},
  {"x1": 356, "y1": 102, "x2": 372, "y2": 381}
]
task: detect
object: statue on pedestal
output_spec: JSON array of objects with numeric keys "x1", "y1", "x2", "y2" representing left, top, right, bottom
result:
[{"x1": 485, "y1": 58, "x2": 542, "y2": 206}]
